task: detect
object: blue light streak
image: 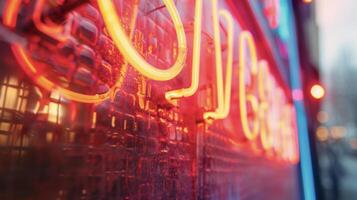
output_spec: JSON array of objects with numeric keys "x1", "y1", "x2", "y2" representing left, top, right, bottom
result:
[{"x1": 285, "y1": 1, "x2": 317, "y2": 200}]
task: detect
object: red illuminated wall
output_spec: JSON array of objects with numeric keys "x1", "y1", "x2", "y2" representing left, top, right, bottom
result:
[{"x1": 0, "y1": 0, "x2": 300, "y2": 199}]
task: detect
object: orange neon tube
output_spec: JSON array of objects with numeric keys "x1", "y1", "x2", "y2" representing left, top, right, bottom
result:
[
  {"x1": 3, "y1": 0, "x2": 135, "y2": 103},
  {"x1": 239, "y1": 31, "x2": 259, "y2": 140},
  {"x1": 3, "y1": 0, "x2": 21, "y2": 28},
  {"x1": 97, "y1": 0, "x2": 188, "y2": 81},
  {"x1": 165, "y1": 0, "x2": 203, "y2": 101},
  {"x1": 258, "y1": 60, "x2": 273, "y2": 150},
  {"x1": 204, "y1": 2, "x2": 234, "y2": 121},
  {"x1": 259, "y1": 102, "x2": 272, "y2": 150}
]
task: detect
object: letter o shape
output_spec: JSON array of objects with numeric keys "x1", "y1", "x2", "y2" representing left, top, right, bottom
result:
[
  {"x1": 97, "y1": 0, "x2": 188, "y2": 81},
  {"x1": 3, "y1": 0, "x2": 122, "y2": 104}
]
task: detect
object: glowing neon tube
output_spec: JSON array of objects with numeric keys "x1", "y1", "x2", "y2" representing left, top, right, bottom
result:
[
  {"x1": 165, "y1": 0, "x2": 203, "y2": 101},
  {"x1": 203, "y1": 1, "x2": 234, "y2": 121},
  {"x1": 97, "y1": 0, "x2": 188, "y2": 81},
  {"x1": 3, "y1": 0, "x2": 134, "y2": 103},
  {"x1": 239, "y1": 31, "x2": 259, "y2": 140},
  {"x1": 258, "y1": 60, "x2": 273, "y2": 150}
]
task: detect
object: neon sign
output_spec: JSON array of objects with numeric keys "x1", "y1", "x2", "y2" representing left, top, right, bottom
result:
[
  {"x1": 3, "y1": 0, "x2": 299, "y2": 163},
  {"x1": 98, "y1": 0, "x2": 299, "y2": 162},
  {"x1": 98, "y1": 0, "x2": 188, "y2": 81},
  {"x1": 3, "y1": 0, "x2": 133, "y2": 104},
  {"x1": 203, "y1": 1, "x2": 234, "y2": 121}
]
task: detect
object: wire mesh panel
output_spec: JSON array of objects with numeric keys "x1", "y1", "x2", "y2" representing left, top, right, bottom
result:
[{"x1": 0, "y1": 0, "x2": 300, "y2": 199}]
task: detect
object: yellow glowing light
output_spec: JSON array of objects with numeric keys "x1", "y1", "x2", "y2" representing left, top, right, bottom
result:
[
  {"x1": 258, "y1": 60, "x2": 269, "y2": 101},
  {"x1": 0, "y1": 122, "x2": 11, "y2": 132},
  {"x1": 97, "y1": 0, "x2": 187, "y2": 81},
  {"x1": 111, "y1": 116, "x2": 116, "y2": 128},
  {"x1": 316, "y1": 126, "x2": 329, "y2": 142},
  {"x1": 3, "y1": 0, "x2": 21, "y2": 28},
  {"x1": 239, "y1": 31, "x2": 259, "y2": 140},
  {"x1": 3, "y1": 0, "x2": 132, "y2": 104},
  {"x1": 4, "y1": 0, "x2": 301, "y2": 163},
  {"x1": 204, "y1": 3, "x2": 234, "y2": 120},
  {"x1": 259, "y1": 102, "x2": 272, "y2": 150},
  {"x1": 257, "y1": 61, "x2": 274, "y2": 150},
  {"x1": 46, "y1": 132, "x2": 54, "y2": 143},
  {"x1": 165, "y1": 0, "x2": 203, "y2": 100},
  {"x1": 48, "y1": 102, "x2": 63, "y2": 124},
  {"x1": 310, "y1": 84, "x2": 325, "y2": 100},
  {"x1": 331, "y1": 126, "x2": 346, "y2": 139},
  {"x1": 4, "y1": 86, "x2": 18, "y2": 110},
  {"x1": 92, "y1": 112, "x2": 97, "y2": 129}
]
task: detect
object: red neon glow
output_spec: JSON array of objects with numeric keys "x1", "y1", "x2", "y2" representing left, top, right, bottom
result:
[
  {"x1": 262, "y1": 0, "x2": 280, "y2": 29},
  {"x1": 2, "y1": 0, "x2": 300, "y2": 164},
  {"x1": 0, "y1": 1, "x2": 303, "y2": 198}
]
